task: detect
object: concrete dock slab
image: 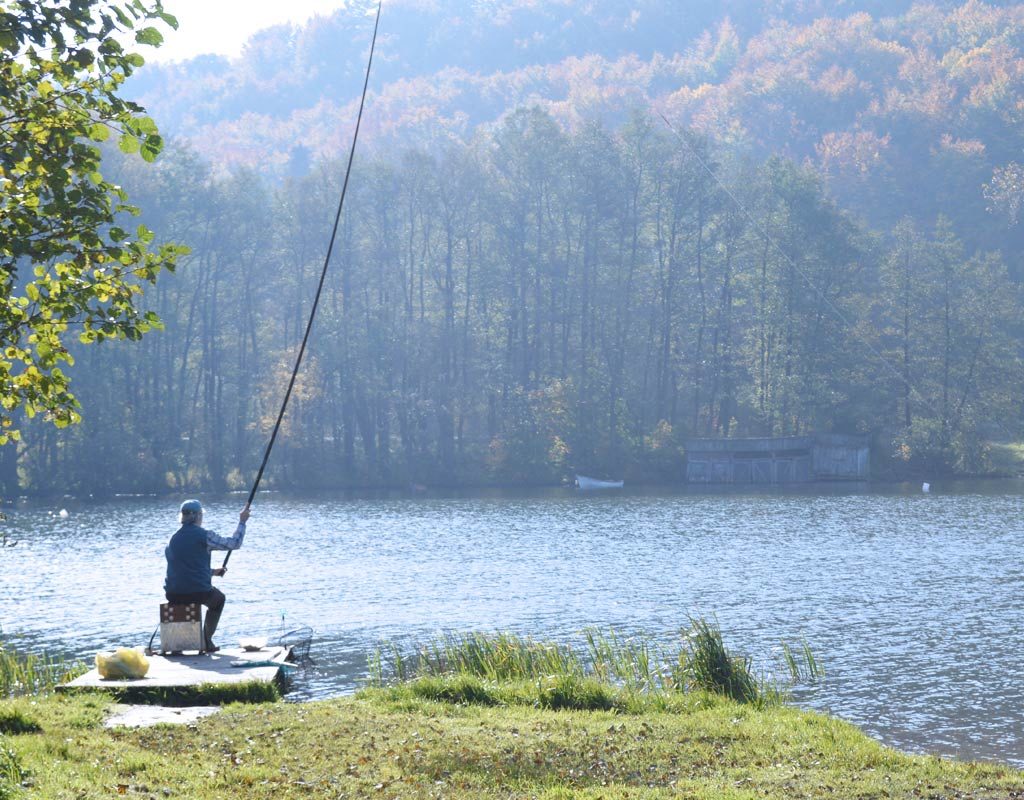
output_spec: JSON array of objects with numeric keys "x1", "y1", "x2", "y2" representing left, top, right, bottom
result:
[
  {"x1": 64, "y1": 645, "x2": 292, "y2": 691},
  {"x1": 104, "y1": 704, "x2": 222, "y2": 728}
]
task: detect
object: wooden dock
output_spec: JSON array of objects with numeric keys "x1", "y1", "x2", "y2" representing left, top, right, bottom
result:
[{"x1": 64, "y1": 645, "x2": 293, "y2": 692}]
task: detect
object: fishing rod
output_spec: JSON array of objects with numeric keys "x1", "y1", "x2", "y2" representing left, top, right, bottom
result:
[{"x1": 223, "y1": 0, "x2": 383, "y2": 569}]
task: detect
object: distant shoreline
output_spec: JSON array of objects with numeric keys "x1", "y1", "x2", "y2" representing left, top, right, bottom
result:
[{"x1": 5, "y1": 473, "x2": 1023, "y2": 504}]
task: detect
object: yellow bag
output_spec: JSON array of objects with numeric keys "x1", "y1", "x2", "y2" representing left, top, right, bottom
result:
[{"x1": 95, "y1": 648, "x2": 150, "y2": 680}]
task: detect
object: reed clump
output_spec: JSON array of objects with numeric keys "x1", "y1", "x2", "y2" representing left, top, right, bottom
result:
[
  {"x1": 782, "y1": 639, "x2": 825, "y2": 682},
  {"x1": 673, "y1": 617, "x2": 763, "y2": 705},
  {"x1": 417, "y1": 631, "x2": 584, "y2": 682},
  {"x1": 0, "y1": 640, "x2": 83, "y2": 698},
  {"x1": 369, "y1": 618, "x2": 821, "y2": 711}
]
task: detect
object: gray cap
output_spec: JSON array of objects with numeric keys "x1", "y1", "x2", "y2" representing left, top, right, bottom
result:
[{"x1": 179, "y1": 499, "x2": 203, "y2": 515}]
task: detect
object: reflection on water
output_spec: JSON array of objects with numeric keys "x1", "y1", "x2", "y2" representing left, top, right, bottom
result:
[{"x1": 1, "y1": 482, "x2": 1023, "y2": 765}]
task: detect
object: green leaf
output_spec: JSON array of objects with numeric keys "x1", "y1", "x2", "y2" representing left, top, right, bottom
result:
[
  {"x1": 118, "y1": 133, "x2": 140, "y2": 155},
  {"x1": 140, "y1": 133, "x2": 163, "y2": 163},
  {"x1": 89, "y1": 123, "x2": 111, "y2": 142},
  {"x1": 134, "y1": 27, "x2": 163, "y2": 47},
  {"x1": 72, "y1": 48, "x2": 95, "y2": 69},
  {"x1": 134, "y1": 116, "x2": 159, "y2": 135},
  {"x1": 157, "y1": 11, "x2": 179, "y2": 30}
]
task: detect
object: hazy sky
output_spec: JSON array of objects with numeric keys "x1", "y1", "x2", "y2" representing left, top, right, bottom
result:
[{"x1": 145, "y1": 0, "x2": 350, "y2": 62}]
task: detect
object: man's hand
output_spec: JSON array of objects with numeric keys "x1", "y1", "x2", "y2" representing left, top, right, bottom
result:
[
  {"x1": 239, "y1": 505, "x2": 251, "y2": 523},
  {"x1": 212, "y1": 567, "x2": 227, "y2": 577}
]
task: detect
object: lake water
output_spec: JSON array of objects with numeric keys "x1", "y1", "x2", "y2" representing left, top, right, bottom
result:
[{"x1": 1, "y1": 483, "x2": 1023, "y2": 766}]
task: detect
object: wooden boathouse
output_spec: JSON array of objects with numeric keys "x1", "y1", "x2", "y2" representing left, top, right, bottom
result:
[{"x1": 683, "y1": 434, "x2": 869, "y2": 485}]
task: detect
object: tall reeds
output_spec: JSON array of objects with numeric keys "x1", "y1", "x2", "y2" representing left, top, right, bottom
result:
[
  {"x1": 0, "y1": 640, "x2": 83, "y2": 697},
  {"x1": 417, "y1": 632, "x2": 584, "y2": 682},
  {"x1": 781, "y1": 640, "x2": 825, "y2": 682},
  {"x1": 585, "y1": 629, "x2": 662, "y2": 692},
  {"x1": 368, "y1": 618, "x2": 822, "y2": 711},
  {"x1": 673, "y1": 617, "x2": 761, "y2": 704}
]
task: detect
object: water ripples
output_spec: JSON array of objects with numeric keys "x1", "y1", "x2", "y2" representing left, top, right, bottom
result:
[{"x1": 0, "y1": 485, "x2": 1022, "y2": 765}]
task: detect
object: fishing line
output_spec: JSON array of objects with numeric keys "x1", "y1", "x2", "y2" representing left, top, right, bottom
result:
[{"x1": 223, "y1": 0, "x2": 383, "y2": 569}]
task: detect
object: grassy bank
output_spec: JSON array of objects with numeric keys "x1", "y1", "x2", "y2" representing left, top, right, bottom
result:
[
  {"x1": 0, "y1": 627, "x2": 1021, "y2": 799},
  {"x1": 2, "y1": 689, "x2": 1023, "y2": 799}
]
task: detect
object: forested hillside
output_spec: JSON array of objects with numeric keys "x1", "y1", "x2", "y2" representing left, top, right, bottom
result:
[
  {"x1": 127, "y1": 1, "x2": 1024, "y2": 261},
  {"x1": 5, "y1": 0, "x2": 1024, "y2": 494}
]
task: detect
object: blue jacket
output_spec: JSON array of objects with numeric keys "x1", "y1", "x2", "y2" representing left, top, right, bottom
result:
[{"x1": 164, "y1": 523, "x2": 214, "y2": 594}]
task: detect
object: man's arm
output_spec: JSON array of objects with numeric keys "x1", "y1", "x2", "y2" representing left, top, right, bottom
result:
[{"x1": 206, "y1": 506, "x2": 251, "y2": 552}]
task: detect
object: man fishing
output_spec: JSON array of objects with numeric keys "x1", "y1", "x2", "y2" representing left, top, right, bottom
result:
[{"x1": 164, "y1": 500, "x2": 251, "y2": 653}]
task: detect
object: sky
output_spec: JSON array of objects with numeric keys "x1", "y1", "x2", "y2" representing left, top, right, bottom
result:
[{"x1": 143, "y1": 0, "x2": 350, "y2": 62}]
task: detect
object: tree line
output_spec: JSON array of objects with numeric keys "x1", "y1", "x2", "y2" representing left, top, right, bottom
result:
[
  {"x1": 5, "y1": 107, "x2": 1019, "y2": 494},
  {"x1": 127, "y1": 0, "x2": 1024, "y2": 285}
]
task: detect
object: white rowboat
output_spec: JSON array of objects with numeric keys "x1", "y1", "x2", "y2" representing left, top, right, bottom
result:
[{"x1": 575, "y1": 475, "x2": 624, "y2": 490}]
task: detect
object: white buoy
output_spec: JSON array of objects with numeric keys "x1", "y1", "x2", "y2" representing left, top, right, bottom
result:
[
  {"x1": 922, "y1": 483, "x2": 930, "y2": 494},
  {"x1": 59, "y1": 508, "x2": 69, "y2": 518}
]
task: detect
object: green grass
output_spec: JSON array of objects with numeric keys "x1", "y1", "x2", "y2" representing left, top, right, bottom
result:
[
  {"x1": 673, "y1": 617, "x2": 764, "y2": 705},
  {"x1": 585, "y1": 628, "x2": 661, "y2": 691},
  {"x1": 377, "y1": 631, "x2": 587, "y2": 685},
  {"x1": 1, "y1": 623, "x2": 1021, "y2": 798},
  {"x1": 0, "y1": 640, "x2": 84, "y2": 697},
  {"x1": 0, "y1": 709, "x2": 40, "y2": 736},
  {"x1": 781, "y1": 639, "x2": 825, "y2": 682},
  {"x1": 0, "y1": 739, "x2": 23, "y2": 800},
  {"x1": 370, "y1": 620, "x2": 810, "y2": 710},
  {"x1": 1, "y1": 688, "x2": 1022, "y2": 799},
  {"x1": 62, "y1": 678, "x2": 282, "y2": 707}
]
